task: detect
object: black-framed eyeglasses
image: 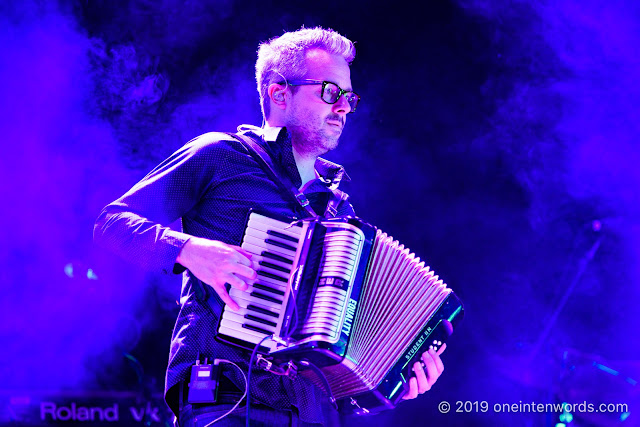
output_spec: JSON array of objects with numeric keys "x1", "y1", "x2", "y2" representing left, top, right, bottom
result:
[{"x1": 285, "y1": 79, "x2": 360, "y2": 112}]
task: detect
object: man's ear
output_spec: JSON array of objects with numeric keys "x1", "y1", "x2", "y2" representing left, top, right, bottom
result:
[{"x1": 268, "y1": 83, "x2": 288, "y2": 110}]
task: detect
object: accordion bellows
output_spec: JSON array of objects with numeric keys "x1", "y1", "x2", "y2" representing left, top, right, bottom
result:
[
  {"x1": 216, "y1": 211, "x2": 464, "y2": 414},
  {"x1": 323, "y1": 229, "x2": 453, "y2": 398}
]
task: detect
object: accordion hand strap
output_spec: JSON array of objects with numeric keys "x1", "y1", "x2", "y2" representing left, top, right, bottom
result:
[{"x1": 230, "y1": 132, "x2": 346, "y2": 219}]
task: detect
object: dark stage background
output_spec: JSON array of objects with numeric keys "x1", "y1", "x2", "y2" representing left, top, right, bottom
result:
[{"x1": 1, "y1": 0, "x2": 638, "y2": 425}]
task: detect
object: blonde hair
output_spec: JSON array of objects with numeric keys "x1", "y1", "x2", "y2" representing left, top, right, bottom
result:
[{"x1": 256, "y1": 27, "x2": 355, "y2": 119}]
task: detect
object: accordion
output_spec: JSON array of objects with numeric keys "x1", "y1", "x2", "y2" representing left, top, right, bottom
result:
[{"x1": 216, "y1": 211, "x2": 464, "y2": 414}]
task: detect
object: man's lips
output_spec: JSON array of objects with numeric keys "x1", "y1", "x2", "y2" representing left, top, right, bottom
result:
[{"x1": 327, "y1": 120, "x2": 343, "y2": 129}]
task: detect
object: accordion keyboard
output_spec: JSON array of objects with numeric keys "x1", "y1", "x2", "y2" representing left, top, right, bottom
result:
[{"x1": 217, "y1": 213, "x2": 304, "y2": 350}]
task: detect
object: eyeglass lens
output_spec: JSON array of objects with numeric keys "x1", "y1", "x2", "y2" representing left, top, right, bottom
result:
[{"x1": 322, "y1": 82, "x2": 359, "y2": 111}]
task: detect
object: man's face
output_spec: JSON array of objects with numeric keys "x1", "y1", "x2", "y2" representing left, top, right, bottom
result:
[{"x1": 284, "y1": 49, "x2": 352, "y2": 156}]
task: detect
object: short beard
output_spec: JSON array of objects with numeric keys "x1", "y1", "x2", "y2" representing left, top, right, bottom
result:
[
  {"x1": 286, "y1": 113, "x2": 341, "y2": 158},
  {"x1": 289, "y1": 125, "x2": 339, "y2": 157}
]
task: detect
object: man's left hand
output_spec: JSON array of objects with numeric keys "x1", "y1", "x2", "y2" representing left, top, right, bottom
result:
[{"x1": 402, "y1": 343, "x2": 446, "y2": 400}]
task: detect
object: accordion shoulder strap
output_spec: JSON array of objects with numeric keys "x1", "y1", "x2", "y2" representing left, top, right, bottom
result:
[
  {"x1": 229, "y1": 132, "x2": 318, "y2": 218},
  {"x1": 229, "y1": 132, "x2": 346, "y2": 219}
]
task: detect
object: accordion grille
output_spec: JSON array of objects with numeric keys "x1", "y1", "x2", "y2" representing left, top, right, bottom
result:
[{"x1": 326, "y1": 229, "x2": 451, "y2": 398}]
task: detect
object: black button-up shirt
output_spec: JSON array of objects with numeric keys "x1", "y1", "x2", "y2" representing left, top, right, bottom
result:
[{"x1": 94, "y1": 125, "x2": 354, "y2": 424}]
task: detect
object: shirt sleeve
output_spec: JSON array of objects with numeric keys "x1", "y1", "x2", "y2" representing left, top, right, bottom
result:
[{"x1": 93, "y1": 133, "x2": 226, "y2": 274}]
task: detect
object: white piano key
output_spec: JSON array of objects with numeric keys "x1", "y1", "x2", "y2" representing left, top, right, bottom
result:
[
  {"x1": 253, "y1": 254, "x2": 294, "y2": 271},
  {"x1": 254, "y1": 265, "x2": 291, "y2": 283},
  {"x1": 243, "y1": 235, "x2": 296, "y2": 257},
  {"x1": 242, "y1": 242, "x2": 295, "y2": 262},
  {"x1": 219, "y1": 321, "x2": 276, "y2": 349},
  {"x1": 230, "y1": 288, "x2": 283, "y2": 309},
  {"x1": 248, "y1": 213, "x2": 302, "y2": 236},
  {"x1": 246, "y1": 228, "x2": 299, "y2": 247},
  {"x1": 252, "y1": 274, "x2": 290, "y2": 289},
  {"x1": 234, "y1": 297, "x2": 280, "y2": 314},
  {"x1": 246, "y1": 282, "x2": 287, "y2": 298},
  {"x1": 244, "y1": 234, "x2": 297, "y2": 255},
  {"x1": 224, "y1": 311, "x2": 277, "y2": 331}
]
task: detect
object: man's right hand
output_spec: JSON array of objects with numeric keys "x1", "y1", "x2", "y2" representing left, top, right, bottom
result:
[{"x1": 176, "y1": 237, "x2": 257, "y2": 311}]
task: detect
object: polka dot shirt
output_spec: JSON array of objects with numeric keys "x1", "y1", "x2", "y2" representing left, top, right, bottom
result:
[{"x1": 94, "y1": 125, "x2": 355, "y2": 424}]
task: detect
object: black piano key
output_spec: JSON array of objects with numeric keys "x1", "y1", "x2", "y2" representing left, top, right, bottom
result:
[
  {"x1": 261, "y1": 251, "x2": 293, "y2": 265},
  {"x1": 259, "y1": 260, "x2": 291, "y2": 274},
  {"x1": 267, "y1": 230, "x2": 299, "y2": 243},
  {"x1": 248, "y1": 304, "x2": 279, "y2": 318},
  {"x1": 253, "y1": 282, "x2": 285, "y2": 296},
  {"x1": 242, "y1": 323, "x2": 273, "y2": 335},
  {"x1": 257, "y1": 270, "x2": 288, "y2": 283},
  {"x1": 250, "y1": 291, "x2": 283, "y2": 304},
  {"x1": 244, "y1": 314, "x2": 277, "y2": 328},
  {"x1": 264, "y1": 238, "x2": 296, "y2": 252}
]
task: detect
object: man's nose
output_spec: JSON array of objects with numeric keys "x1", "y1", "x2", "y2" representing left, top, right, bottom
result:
[{"x1": 332, "y1": 94, "x2": 351, "y2": 115}]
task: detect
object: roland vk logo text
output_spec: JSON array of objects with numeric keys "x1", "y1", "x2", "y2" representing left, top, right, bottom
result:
[
  {"x1": 41, "y1": 402, "x2": 119, "y2": 422},
  {"x1": 41, "y1": 401, "x2": 162, "y2": 423}
]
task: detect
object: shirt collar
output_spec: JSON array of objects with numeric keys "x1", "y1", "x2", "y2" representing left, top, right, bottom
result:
[{"x1": 237, "y1": 125, "x2": 351, "y2": 189}]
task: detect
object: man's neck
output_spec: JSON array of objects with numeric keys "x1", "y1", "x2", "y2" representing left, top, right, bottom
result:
[
  {"x1": 263, "y1": 122, "x2": 318, "y2": 188},
  {"x1": 292, "y1": 145, "x2": 317, "y2": 188}
]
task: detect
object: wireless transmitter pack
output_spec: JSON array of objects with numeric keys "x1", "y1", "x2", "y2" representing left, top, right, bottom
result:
[{"x1": 187, "y1": 359, "x2": 221, "y2": 404}]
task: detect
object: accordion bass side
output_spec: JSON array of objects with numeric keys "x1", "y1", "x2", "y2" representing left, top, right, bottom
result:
[{"x1": 216, "y1": 211, "x2": 464, "y2": 414}]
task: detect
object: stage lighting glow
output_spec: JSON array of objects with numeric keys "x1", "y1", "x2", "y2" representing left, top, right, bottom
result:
[
  {"x1": 64, "y1": 263, "x2": 73, "y2": 278},
  {"x1": 559, "y1": 412, "x2": 573, "y2": 423}
]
